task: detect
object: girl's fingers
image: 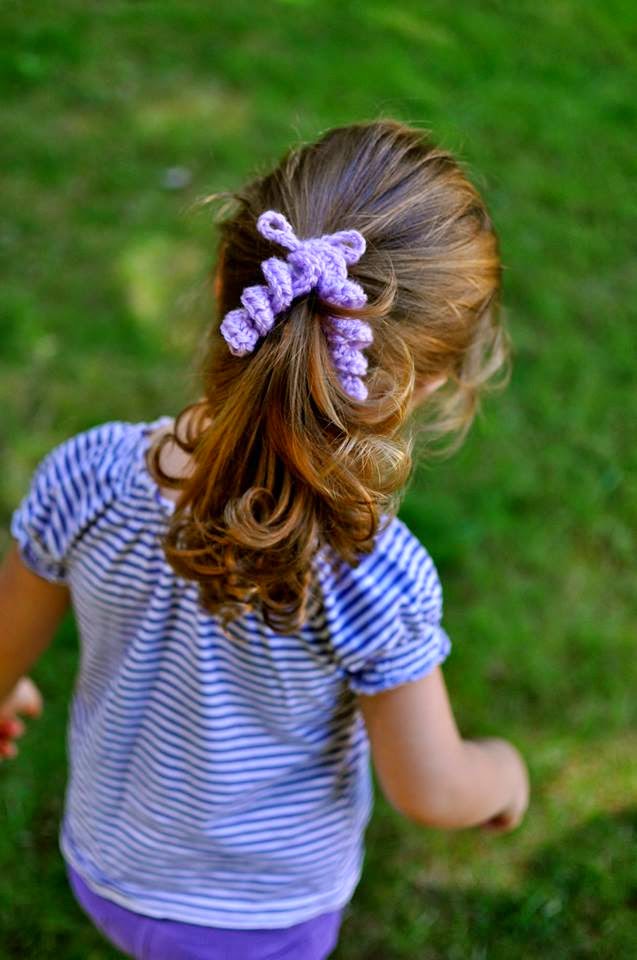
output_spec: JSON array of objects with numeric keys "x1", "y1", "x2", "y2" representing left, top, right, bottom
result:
[
  {"x1": 19, "y1": 695, "x2": 43, "y2": 718},
  {"x1": 0, "y1": 678, "x2": 42, "y2": 765},
  {"x1": 0, "y1": 719, "x2": 25, "y2": 738},
  {"x1": 22, "y1": 679, "x2": 44, "y2": 716},
  {"x1": 0, "y1": 718, "x2": 27, "y2": 765},
  {"x1": 0, "y1": 678, "x2": 44, "y2": 720},
  {"x1": 479, "y1": 812, "x2": 514, "y2": 832}
]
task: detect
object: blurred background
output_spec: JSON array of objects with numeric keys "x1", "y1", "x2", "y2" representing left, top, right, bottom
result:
[{"x1": 1, "y1": 2, "x2": 636, "y2": 957}]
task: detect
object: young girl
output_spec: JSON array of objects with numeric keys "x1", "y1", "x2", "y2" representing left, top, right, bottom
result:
[{"x1": 0, "y1": 118, "x2": 528, "y2": 960}]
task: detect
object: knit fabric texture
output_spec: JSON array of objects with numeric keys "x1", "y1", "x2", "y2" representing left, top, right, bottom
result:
[{"x1": 219, "y1": 211, "x2": 373, "y2": 401}]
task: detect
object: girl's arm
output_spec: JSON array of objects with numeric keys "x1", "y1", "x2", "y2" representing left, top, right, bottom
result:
[
  {"x1": 357, "y1": 665, "x2": 529, "y2": 831},
  {"x1": 0, "y1": 542, "x2": 70, "y2": 704},
  {"x1": 0, "y1": 543, "x2": 70, "y2": 740}
]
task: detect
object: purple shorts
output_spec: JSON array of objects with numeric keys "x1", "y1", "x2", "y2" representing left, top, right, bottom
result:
[{"x1": 66, "y1": 861, "x2": 344, "y2": 960}]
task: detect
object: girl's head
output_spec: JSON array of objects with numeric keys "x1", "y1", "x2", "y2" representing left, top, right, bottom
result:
[{"x1": 151, "y1": 118, "x2": 508, "y2": 633}]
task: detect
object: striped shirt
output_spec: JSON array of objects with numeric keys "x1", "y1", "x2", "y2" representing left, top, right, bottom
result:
[{"x1": 10, "y1": 416, "x2": 451, "y2": 928}]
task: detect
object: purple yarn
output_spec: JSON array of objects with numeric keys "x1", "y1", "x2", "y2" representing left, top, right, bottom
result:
[{"x1": 219, "y1": 210, "x2": 373, "y2": 401}]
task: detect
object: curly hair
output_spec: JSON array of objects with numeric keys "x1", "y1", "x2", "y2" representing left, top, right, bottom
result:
[{"x1": 148, "y1": 118, "x2": 508, "y2": 635}]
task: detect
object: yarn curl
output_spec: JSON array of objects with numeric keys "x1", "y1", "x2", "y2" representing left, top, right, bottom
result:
[{"x1": 220, "y1": 211, "x2": 373, "y2": 401}]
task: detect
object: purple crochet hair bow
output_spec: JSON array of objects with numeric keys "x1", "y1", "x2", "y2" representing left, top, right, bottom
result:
[{"x1": 219, "y1": 210, "x2": 373, "y2": 401}]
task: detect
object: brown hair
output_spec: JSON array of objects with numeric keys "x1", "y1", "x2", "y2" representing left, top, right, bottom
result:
[{"x1": 149, "y1": 118, "x2": 508, "y2": 634}]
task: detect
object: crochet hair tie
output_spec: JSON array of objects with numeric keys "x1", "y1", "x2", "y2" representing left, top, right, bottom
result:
[{"x1": 219, "y1": 210, "x2": 373, "y2": 401}]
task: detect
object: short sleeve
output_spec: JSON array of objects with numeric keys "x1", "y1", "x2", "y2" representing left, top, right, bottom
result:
[
  {"x1": 321, "y1": 518, "x2": 452, "y2": 696},
  {"x1": 10, "y1": 439, "x2": 81, "y2": 584},
  {"x1": 8, "y1": 421, "x2": 119, "y2": 586},
  {"x1": 9, "y1": 420, "x2": 155, "y2": 586}
]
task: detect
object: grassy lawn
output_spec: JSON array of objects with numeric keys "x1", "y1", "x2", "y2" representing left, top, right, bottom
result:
[{"x1": 1, "y1": 1, "x2": 636, "y2": 956}]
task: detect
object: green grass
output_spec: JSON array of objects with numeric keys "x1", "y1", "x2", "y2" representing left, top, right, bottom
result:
[{"x1": 1, "y1": 1, "x2": 636, "y2": 956}]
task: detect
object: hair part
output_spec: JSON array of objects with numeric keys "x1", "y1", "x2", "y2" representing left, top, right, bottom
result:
[{"x1": 149, "y1": 118, "x2": 509, "y2": 634}]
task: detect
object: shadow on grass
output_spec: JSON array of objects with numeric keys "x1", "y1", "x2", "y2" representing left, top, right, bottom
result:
[{"x1": 335, "y1": 809, "x2": 637, "y2": 960}]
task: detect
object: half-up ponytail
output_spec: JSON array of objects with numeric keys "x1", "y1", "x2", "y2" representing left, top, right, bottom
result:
[{"x1": 149, "y1": 118, "x2": 506, "y2": 634}]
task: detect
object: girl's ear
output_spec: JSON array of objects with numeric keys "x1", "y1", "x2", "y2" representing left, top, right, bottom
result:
[
  {"x1": 408, "y1": 375, "x2": 448, "y2": 415},
  {"x1": 412, "y1": 375, "x2": 447, "y2": 405},
  {"x1": 422, "y1": 376, "x2": 447, "y2": 396}
]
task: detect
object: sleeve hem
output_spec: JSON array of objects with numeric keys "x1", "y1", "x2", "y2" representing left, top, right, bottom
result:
[
  {"x1": 11, "y1": 533, "x2": 68, "y2": 585},
  {"x1": 347, "y1": 629, "x2": 451, "y2": 697}
]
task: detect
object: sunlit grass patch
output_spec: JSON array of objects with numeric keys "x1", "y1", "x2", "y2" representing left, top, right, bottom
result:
[
  {"x1": 115, "y1": 232, "x2": 209, "y2": 354},
  {"x1": 135, "y1": 83, "x2": 251, "y2": 141}
]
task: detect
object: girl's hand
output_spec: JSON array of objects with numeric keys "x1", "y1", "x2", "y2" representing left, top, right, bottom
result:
[
  {"x1": 0, "y1": 676, "x2": 43, "y2": 762},
  {"x1": 475, "y1": 738, "x2": 530, "y2": 833}
]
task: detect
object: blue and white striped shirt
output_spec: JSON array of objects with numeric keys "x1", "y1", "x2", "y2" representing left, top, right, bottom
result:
[{"x1": 10, "y1": 416, "x2": 451, "y2": 928}]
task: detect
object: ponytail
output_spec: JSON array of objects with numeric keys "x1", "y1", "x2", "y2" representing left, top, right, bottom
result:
[{"x1": 149, "y1": 118, "x2": 506, "y2": 634}]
